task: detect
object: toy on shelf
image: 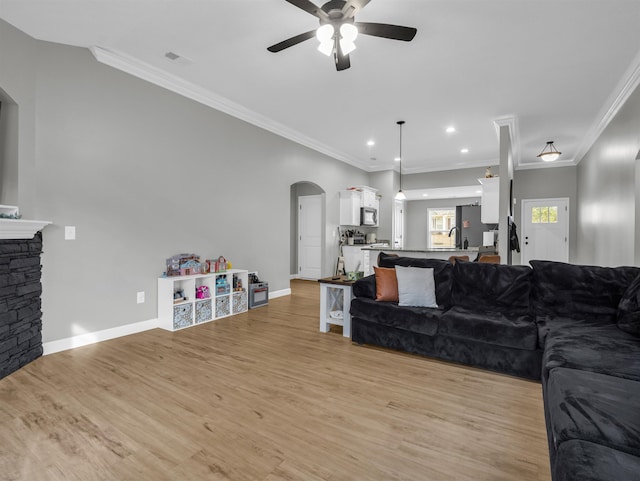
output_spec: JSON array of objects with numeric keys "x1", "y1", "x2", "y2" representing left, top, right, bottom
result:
[
  {"x1": 196, "y1": 285, "x2": 211, "y2": 299},
  {"x1": 215, "y1": 276, "x2": 230, "y2": 296},
  {"x1": 166, "y1": 253, "x2": 201, "y2": 277},
  {"x1": 173, "y1": 289, "x2": 187, "y2": 303}
]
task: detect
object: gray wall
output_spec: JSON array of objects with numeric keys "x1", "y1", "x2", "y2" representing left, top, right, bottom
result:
[
  {"x1": 1, "y1": 20, "x2": 369, "y2": 343},
  {"x1": 576, "y1": 83, "x2": 640, "y2": 267},
  {"x1": 405, "y1": 197, "x2": 481, "y2": 249},
  {"x1": 512, "y1": 166, "x2": 578, "y2": 264}
]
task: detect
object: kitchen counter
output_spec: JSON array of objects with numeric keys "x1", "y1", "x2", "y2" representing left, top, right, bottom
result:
[
  {"x1": 360, "y1": 246, "x2": 482, "y2": 275},
  {"x1": 362, "y1": 246, "x2": 479, "y2": 253}
]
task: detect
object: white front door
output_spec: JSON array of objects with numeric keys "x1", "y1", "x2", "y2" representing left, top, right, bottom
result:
[
  {"x1": 298, "y1": 195, "x2": 322, "y2": 279},
  {"x1": 521, "y1": 198, "x2": 569, "y2": 265}
]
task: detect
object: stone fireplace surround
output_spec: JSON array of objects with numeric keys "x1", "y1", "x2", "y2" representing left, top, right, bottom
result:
[{"x1": 0, "y1": 232, "x2": 44, "y2": 379}]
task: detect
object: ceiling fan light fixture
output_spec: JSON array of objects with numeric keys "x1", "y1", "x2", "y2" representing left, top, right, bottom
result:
[
  {"x1": 339, "y1": 23, "x2": 358, "y2": 55},
  {"x1": 537, "y1": 141, "x2": 562, "y2": 162},
  {"x1": 316, "y1": 24, "x2": 334, "y2": 56}
]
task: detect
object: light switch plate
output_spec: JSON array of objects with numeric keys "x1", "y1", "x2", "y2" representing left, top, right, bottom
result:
[
  {"x1": 137, "y1": 291, "x2": 145, "y2": 304},
  {"x1": 64, "y1": 226, "x2": 76, "y2": 240}
]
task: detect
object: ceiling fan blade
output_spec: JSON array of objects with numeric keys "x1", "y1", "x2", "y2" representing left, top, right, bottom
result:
[
  {"x1": 284, "y1": 0, "x2": 329, "y2": 20},
  {"x1": 341, "y1": 0, "x2": 372, "y2": 18},
  {"x1": 334, "y1": 44, "x2": 351, "y2": 71},
  {"x1": 354, "y1": 22, "x2": 417, "y2": 41},
  {"x1": 267, "y1": 30, "x2": 316, "y2": 53}
]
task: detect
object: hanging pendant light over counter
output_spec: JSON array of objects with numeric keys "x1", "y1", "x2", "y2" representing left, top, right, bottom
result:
[{"x1": 395, "y1": 120, "x2": 406, "y2": 200}]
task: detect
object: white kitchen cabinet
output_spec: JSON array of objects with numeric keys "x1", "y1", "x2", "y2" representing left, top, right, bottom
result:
[
  {"x1": 362, "y1": 189, "x2": 377, "y2": 208},
  {"x1": 478, "y1": 177, "x2": 499, "y2": 224},
  {"x1": 339, "y1": 187, "x2": 379, "y2": 226},
  {"x1": 339, "y1": 190, "x2": 361, "y2": 226},
  {"x1": 158, "y1": 269, "x2": 248, "y2": 331}
]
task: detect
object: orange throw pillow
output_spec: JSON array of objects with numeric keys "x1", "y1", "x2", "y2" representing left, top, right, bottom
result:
[{"x1": 374, "y1": 266, "x2": 399, "y2": 302}]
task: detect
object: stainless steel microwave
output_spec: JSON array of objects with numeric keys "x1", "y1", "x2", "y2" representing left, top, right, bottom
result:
[{"x1": 360, "y1": 207, "x2": 378, "y2": 226}]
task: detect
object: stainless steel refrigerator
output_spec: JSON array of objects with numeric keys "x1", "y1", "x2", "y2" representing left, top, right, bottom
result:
[{"x1": 455, "y1": 205, "x2": 492, "y2": 248}]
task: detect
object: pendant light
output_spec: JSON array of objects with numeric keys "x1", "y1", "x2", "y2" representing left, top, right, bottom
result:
[
  {"x1": 395, "y1": 120, "x2": 406, "y2": 200},
  {"x1": 537, "y1": 141, "x2": 562, "y2": 162}
]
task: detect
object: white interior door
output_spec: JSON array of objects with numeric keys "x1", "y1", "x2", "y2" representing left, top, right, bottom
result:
[
  {"x1": 298, "y1": 195, "x2": 322, "y2": 279},
  {"x1": 521, "y1": 198, "x2": 569, "y2": 265}
]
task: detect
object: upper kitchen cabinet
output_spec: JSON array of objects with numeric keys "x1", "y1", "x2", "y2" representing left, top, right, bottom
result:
[
  {"x1": 340, "y1": 190, "x2": 361, "y2": 225},
  {"x1": 478, "y1": 177, "x2": 499, "y2": 224},
  {"x1": 339, "y1": 187, "x2": 379, "y2": 226},
  {"x1": 362, "y1": 189, "x2": 377, "y2": 208}
]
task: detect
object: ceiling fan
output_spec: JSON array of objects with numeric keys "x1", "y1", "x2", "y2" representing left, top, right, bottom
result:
[{"x1": 267, "y1": 0, "x2": 417, "y2": 71}]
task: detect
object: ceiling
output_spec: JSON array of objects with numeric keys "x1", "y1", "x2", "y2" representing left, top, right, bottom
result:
[{"x1": 2, "y1": 0, "x2": 640, "y2": 174}]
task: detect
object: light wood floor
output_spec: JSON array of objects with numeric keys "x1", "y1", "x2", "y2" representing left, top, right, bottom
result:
[{"x1": 0, "y1": 280, "x2": 551, "y2": 481}]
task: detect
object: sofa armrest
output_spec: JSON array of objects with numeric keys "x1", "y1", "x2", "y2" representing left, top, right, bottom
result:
[{"x1": 353, "y1": 274, "x2": 376, "y2": 299}]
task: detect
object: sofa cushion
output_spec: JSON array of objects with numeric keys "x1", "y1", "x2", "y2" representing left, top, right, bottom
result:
[
  {"x1": 374, "y1": 267, "x2": 398, "y2": 302},
  {"x1": 554, "y1": 440, "x2": 640, "y2": 481},
  {"x1": 350, "y1": 297, "x2": 441, "y2": 336},
  {"x1": 618, "y1": 274, "x2": 640, "y2": 337},
  {"x1": 451, "y1": 261, "x2": 532, "y2": 314},
  {"x1": 531, "y1": 260, "x2": 640, "y2": 323},
  {"x1": 543, "y1": 324, "x2": 640, "y2": 382},
  {"x1": 536, "y1": 315, "x2": 614, "y2": 348},
  {"x1": 440, "y1": 306, "x2": 538, "y2": 350},
  {"x1": 377, "y1": 254, "x2": 453, "y2": 308},
  {"x1": 546, "y1": 368, "x2": 640, "y2": 457},
  {"x1": 395, "y1": 266, "x2": 438, "y2": 308},
  {"x1": 353, "y1": 274, "x2": 376, "y2": 299}
]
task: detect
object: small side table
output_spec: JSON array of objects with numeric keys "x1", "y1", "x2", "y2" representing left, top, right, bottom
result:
[{"x1": 318, "y1": 276, "x2": 355, "y2": 338}]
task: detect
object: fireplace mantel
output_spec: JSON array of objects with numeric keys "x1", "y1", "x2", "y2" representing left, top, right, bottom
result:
[
  {"x1": 0, "y1": 219, "x2": 52, "y2": 239},
  {"x1": 0, "y1": 205, "x2": 51, "y2": 240}
]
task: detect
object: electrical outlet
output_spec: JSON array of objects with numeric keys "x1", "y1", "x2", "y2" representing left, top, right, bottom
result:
[
  {"x1": 64, "y1": 226, "x2": 76, "y2": 240},
  {"x1": 137, "y1": 291, "x2": 145, "y2": 304}
]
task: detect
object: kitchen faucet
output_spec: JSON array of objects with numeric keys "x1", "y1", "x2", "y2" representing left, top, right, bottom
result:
[{"x1": 448, "y1": 226, "x2": 461, "y2": 249}]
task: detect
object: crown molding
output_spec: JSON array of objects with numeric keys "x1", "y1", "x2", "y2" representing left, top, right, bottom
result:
[
  {"x1": 493, "y1": 115, "x2": 520, "y2": 168},
  {"x1": 573, "y1": 50, "x2": 640, "y2": 164},
  {"x1": 89, "y1": 46, "x2": 370, "y2": 171},
  {"x1": 514, "y1": 158, "x2": 578, "y2": 171}
]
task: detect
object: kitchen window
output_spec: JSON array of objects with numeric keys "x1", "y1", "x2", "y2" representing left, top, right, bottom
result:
[{"x1": 428, "y1": 208, "x2": 456, "y2": 248}]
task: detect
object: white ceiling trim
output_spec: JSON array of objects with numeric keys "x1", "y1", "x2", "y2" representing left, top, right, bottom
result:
[
  {"x1": 514, "y1": 158, "x2": 577, "y2": 171},
  {"x1": 89, "y1": 46, "x2": 370, "y2": 172},
  {"x1": 572, "y1": 51, "x2": 640, "y2": 165},
  {"x1": 493, "y1": 116, "x2": 520, "y2": 168}
]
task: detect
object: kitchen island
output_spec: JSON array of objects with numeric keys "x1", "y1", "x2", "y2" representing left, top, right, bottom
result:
[{"x1": 361, "y1": 247, "x2": 480, "y2": 276}]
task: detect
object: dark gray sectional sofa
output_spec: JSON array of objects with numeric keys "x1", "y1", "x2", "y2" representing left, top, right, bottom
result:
[{"x1": 350, "y1": 254, "x2": 640, "y2": 481}]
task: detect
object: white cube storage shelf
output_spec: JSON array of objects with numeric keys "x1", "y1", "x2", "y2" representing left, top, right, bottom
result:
[{"x1": 158, "y1": 269, "x2": 249, "y2": 331}]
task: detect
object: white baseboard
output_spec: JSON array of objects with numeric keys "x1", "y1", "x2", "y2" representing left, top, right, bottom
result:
[
  {"x1": 42, "y1": 289, "x2": 292, "y2": 355},
  {"x1": 43, "y1": 318, "x2": 159, "y2": 355},
  {"x1": 269, "y1": 288, "x2": 291, "y2": 299},
  {"x1": 289, "y1": 274, "x2": 300, "y2": 280}
]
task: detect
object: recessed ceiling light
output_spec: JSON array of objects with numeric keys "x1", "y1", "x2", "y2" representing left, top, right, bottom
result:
[
  {"x1": 164, "y1": 51, "x2": 192, "y2": 65},
  {"x1": 476, "y1": 190, "x2": 482, "y2": 194},
  {"x1": 460, "y1": 148, "x2": 469, "y2": 153},
  {"x1": 394, "y1": 156, "x2": 401, "y2": 162},
  {"x1": 423, "y1": 193, "x2": 429, "y2": 197},
  {"x1": 367, "y1": 140, "x2": 375, "y2": 146},
  {"x1": 446, "y1": 126, "x2": 456, "y2": 133}
]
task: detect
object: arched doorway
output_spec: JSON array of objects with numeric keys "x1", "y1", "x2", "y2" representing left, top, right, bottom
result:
[{"x1": 290, "y1": 182, "x2": 326, "y2": 279}]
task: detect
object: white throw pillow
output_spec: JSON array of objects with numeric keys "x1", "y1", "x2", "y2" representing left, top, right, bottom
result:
[{"x1": 395, "y1": 266, "x2": 438, "y2": 308}]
